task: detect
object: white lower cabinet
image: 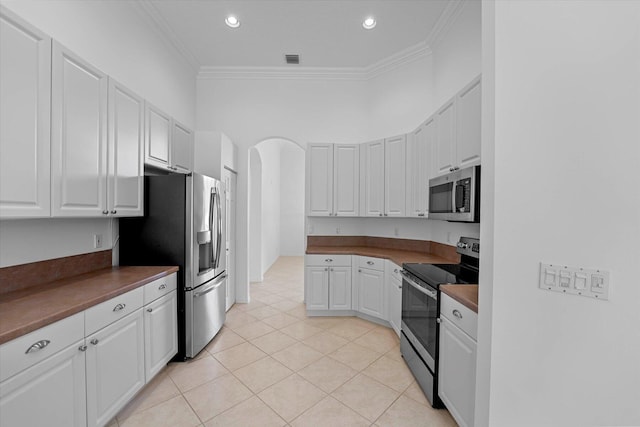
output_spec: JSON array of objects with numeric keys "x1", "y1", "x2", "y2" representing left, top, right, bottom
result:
[
  {"x1": 328, "y1": 266, "x2": 352, "y2": 310},
  {"x1": 438, "y1": 293, "x2": 477, "y2": 427},
  {"x1": 144, "y1": 290, "x2": 178, "y2": 381},
  {"x1": 86, "y1": 309, "x2": 145, "y2": 427},
  {"x1": 0, "y1": 339, "x2": 87, "y2": 427},
  {"x1": 386, "y1": 261, "x2": 402, "y2": 337},
  {"x1": 355, "y1": 256, "x2": 386, "y2": 320},
  {"x1": 305, "y1": 255, "x2": 352, "y2": 311}
]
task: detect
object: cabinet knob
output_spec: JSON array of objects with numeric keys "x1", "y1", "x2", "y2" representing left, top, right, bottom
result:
[
  {"x1": 398, "y1": 285, "x2": 402, "y2": 289},
  {"x1": 147, "y1": 308, "x2": 153, "y2": 312},
  {"x1": 325, "y1": 259, "x2": 333, "y2": 262},
  {"x1": 394, "y1": 269, "x2": 398, "y2": 273},
  {"x1": 110, "y1": 210, "x2": 117, "y2": 214},
  {"x1": 113, "y1": 303, "x2": 126, "y2": 312},
  {"x1": 90, "y1": 339, "x2": 99, "y2": 345},
  {"x1": 384, "y1": 213, "x2": 388, "y2": 216},
  {"x1": 102, "y1": 210, "x2": 109, "y2": 215},
  {"x1": 436, "y1": 318, "x2": 441, "y2": 324},
  {"x1": 78, "y1": 345, "x2": 87, "y2": 352},
  {"x1": 367, "y1": 261, "x2": 374, "y2": 265},
  {"x1": 454, "y1": 166, "x2": 460, "y2": 171},
  {"x1": 379, "y1": 213, "x2": 383, "y2": 216},
  {"x1": 358, "y1": 269, "x2": 362, "y2": 273},
  {"x1": 324, "y1": 267, "x2": 328, "y2": 271},
  {"x1": 449, "y1": 167, "x2": 455, "y2": 172},
  {"x1": 452, "y1": 309, "x2": 463, "y2": 319},
  {"x1": 25, "y1": 339, "x2": 50, "y2": 354},
  {"x1": 158, "y1": 284, "x2": 166, "y2": 290}
]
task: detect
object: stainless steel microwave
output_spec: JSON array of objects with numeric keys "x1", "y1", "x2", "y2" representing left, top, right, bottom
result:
[{"x1": 428, "y1": 165, "x2": 480, "y2": 222}]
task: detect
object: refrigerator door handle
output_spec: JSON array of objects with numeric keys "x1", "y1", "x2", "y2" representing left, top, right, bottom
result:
[
  {"x1": 209, "y1": 188, "x2": 217, "y2": 268},
  {"x1": 215, "y1": 189, "x2": 223, "y2": 269}
]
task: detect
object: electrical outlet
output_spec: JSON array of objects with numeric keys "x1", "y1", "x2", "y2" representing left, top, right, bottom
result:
[
  {"x1": 394, "y1": 227, "x2": 399, "y2": 236},
  {"x1": 93, "y1": 234, "x2": 103, "y2": 249},
  {"x1": 539, "y1": 263, "x2": 609, "y2": 300}
]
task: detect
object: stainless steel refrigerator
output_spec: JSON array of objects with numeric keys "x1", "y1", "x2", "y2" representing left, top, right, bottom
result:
[{"x1": 120, "y1": 172, "x2": 226, "y2": 360}]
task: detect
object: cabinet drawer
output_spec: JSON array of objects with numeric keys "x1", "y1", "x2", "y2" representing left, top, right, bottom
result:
[
  {"x1": 306, "y1": 254, "x2": 351, "y2": 267},
  {"x1": 440, "y1": 293, "x2": 477, "y2": 340},
  {"x1": 85, "y1": 287, "x2": 143, "y2": 336},
  {"x1": 387, "y1": 261, "x2": 402, "y2": 281},
  {"x1": 143, "y1": 273, "x2": 177, "y2": 305},
  {"x1": 358, "y1": 256, "x2": 384, "y2": 271},
  {"x1": 0, "y1": 312, "x2": 84, "y2": 382}
]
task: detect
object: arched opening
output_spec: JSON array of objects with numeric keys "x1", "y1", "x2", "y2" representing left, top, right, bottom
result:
[{"x1": 248, "y1": 137, "x2": 305, "y2": 285}]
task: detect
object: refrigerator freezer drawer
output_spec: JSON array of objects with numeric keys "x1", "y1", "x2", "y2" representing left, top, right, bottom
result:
[{"x1": 185, "y1": 273, "x2": 226, "y2": 358}]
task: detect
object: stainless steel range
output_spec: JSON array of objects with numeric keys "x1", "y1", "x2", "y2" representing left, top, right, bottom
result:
[{"x1": 400, "y1": 237, "x2": 479, "y2": 407}]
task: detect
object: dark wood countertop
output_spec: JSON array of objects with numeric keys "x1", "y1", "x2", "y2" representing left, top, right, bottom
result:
[
  {"x1": 0, "y1": 266, "x2": 179, "y2": 345},
  {"x1": 306, "y1": 245, "x2": 456, "y2": 266},
  {"x1": 440, "y1": 284, "x2": 479, "y2": 313}
]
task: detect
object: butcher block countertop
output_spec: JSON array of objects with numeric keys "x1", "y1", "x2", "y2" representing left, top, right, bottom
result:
[
  {"x1": 306, "y1": 236, "x2": 460, "y2": 266},
  {"x1": 0, "y1": 266, "x2": 178, "y2": 345},
  {"x1": 440, "y1": 284, "x2": 479, "y2": 313}
]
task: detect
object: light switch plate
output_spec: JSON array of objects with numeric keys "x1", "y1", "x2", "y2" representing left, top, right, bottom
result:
[{"x1": 539, "y1": 263, "x2": 609, "y2": 300}]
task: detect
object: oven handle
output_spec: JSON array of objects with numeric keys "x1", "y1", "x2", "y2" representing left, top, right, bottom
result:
[{"x1": 400, "y1": 270, "x2": 437, "y2": 300}]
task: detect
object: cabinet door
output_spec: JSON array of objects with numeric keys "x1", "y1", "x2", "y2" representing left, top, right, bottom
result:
[
  {"x1": 306, "y1": 143, "x2": 333, "y2": 216},
  {"x1": 333, "y1": 144, "x2": 359, "y2": 216},
  {"x1": 108, "y1": 80, "x2": 144, "y2": 217},
  {"x1": 305, "y1": 266, "x2": 329, "y2": 310},
  {"x1": 144, "y1": 291, "x2": 178, "y2": 382},
  {"x1": 171, "y1": 120, "x2": 193, "y2": 173},
  {"x1": 362, "y1": 140, "x2": 385, "y2": 217},
  {"x1": 0, "y1": 9, "x2": 51, "y2": 218},
  {"x1": 438, "y1": 316, "x2": 477, "y2": 427},
  {"x1": 434, "y1": 98, "x2": 456, "y2": 177},
  {"x1": 357, "y1": 267, "x2": 385, "y2": 319},
  {"x1": 388, "y1": 275, "x2": 402, "y2": 337},
  {"x1": 329, "y1": 266, "x2": 351, "y2": 310},
  {"x1": 384, "y1": 135, "x2": 406, "y2": 217},
  {"x1": 456, "y1": 76, "x2": 481, "y2": 169},
  {"x1": 51, "y1": 42, "x2": 108, "y2": 217},
  {"x1": 0, "y1": 340, "x2": 87, "y2": 427},
  {"x1": 145, "y1": 103, "x2": 171, "y2": 169},
  {"x1": 86, "y1": 309, "x2": 145, "y2": 427}
]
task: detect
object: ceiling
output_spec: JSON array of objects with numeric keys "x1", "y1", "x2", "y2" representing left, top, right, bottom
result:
[{"x1": 140, "y1": 0, "x2": 456, "y2": 70}]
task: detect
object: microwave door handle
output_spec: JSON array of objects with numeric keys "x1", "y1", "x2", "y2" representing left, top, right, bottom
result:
[
  {"x1": 451, "y1": 182, "x2": 457, "y2": 213},
  {"x1": 215, "y1": 189, "x2": 223, "y2": 269}
]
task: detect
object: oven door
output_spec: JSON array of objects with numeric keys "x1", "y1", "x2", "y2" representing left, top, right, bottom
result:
[{"x1": 400, "y1": 270, "x2": 438, "y2": 371}]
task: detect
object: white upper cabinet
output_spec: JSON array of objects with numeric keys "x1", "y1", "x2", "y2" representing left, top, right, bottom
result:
[
  {"x1": 171, "y1": 120, "x2": 193, "y2": 173},
  {"x1": 406, "y1": 117, "x2": 434, "y2": 217},
  {"x1": 306, "y1": 143, "x2": 359, "y2": 217},
  {"x1": 333, "y1": 144, "x2": 359, "y2": 216},
  {"x1": 361, "y1": 139, "x2": 385, "y2": 217},
  {"x1": 108, "y1": 80, "x2": 144, "y2": 217},
  {"x1": 384, "y1": 135, "x2": 406, "y2": 217},
  {"x1": 361, "y1": 137, "x2": 406, "y2": 217},
  {"x1": 456, "y1": 76, "x2": 482, "y2": 170},
  {"x1": 145, "y1": 103, "x2": 193, "y2": 174},
  {"x1": 434, "y1": 75, "x2": 482, "y2": 177},
  {"x1": 0, "y1": 8, "x2": 52, "y2": 218},
  {"x1": 51, "y1": 42, "x2": 108, "y2": 217}
]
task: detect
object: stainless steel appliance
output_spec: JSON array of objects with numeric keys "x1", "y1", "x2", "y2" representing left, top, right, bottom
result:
[
  {"x1": 120, "y1": 172, "x2": 226, "y2": 359},
  {"x1": 428, "y1": 165, "x2": 480, "y2": 222},
  {"x1": 400, "y1": 237, "x2": 479, "y2": 407}
]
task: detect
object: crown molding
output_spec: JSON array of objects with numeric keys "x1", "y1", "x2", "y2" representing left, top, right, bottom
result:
[
  {"x1": 130, "y1": 0, "x2": 200, "y2": 72},
  {"x1": 425, "y1": 0, "x2": 466, "y2": 48}
]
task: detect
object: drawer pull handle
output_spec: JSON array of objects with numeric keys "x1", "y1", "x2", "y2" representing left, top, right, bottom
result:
[
  {"x1": 147, "y1": 308, "x2": 153, "y2": 312},
  {"x1": 78, "y1": 345, "x2": 87, "y2": 352},
  {"x1": 325, "y1": 259, "x2": 333, "y2": 262},
  {"x1": 25, "y1": 340, "x2": 50, "y2": 354},
  {"x1": 158, "y1": 284, "x2": 166, "y2": 290},
  {"x1": 394, "y1": 269, "x2": 399, "y2": 273},
  {"x1": 367, "y1": 261, "x2": 374, "y2": 265},
  {"x1": 91, "y1": 339, "x2": 99, "y2": 345},
  {"x1": 113, "y1": 303, "x2": 126, "y2": 312},
  {"x1": 452, "y1": 309, "x2": 463, "y2": 319}
]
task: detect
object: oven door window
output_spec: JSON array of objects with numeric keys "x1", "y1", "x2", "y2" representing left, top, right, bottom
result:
[
  {"x1": 429, "y1": 181, "x2": 453, "y2": 214},
  {"x1": 401, "y1": 278, "x2": 438, "y2": 368}
]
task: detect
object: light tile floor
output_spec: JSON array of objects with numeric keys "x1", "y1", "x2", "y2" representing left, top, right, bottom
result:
[{"x1": 112, "y1": 256, "x2": 457, "y2": 427}]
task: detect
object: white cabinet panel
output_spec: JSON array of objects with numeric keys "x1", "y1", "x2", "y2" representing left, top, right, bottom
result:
[
  {"x1": 357, "y1": 267, "x2": 385, "y2": 319},
  {"x1": 328, "y1": 266, "x2": 351, "y2": 310},
  {"x1": 0, "y1": 340, "x2": 87, "y2": 427},
  {"x1": 306, "y1": 143, "x2": 333, "y2": 216},
  {"x1": 384, "y1": 135, "x2": 406, "y2": 217},
  {"x1": 362, "y1": 139, "x2": 385, "y2": 217},
  {"x1": 333, "y1": 144, "x2": 359, "y2": 216},
  {"x1": 51, "y1": 42, "x2": 108, "y2": 217},
  {"x1": 456, "y1": 77, "x2": 482, "y2": 169},
  {"x1": 144, "y1": 290, "x2": 178, "y2": 381},
  {"x1": 386, "y1": 262, "x2": 402, "y2": 337},
  {"x1": 305, "y1": 266, "x2": 329, "y2": 310},
  {"x1": 0, "y1": 9, "x2": 51, "y2": 218},
  {"x1": 406, "y1": 117, "x2": 433, "y2": 217},
  {"x1": 108, "y1": 80, "x2": 144, "y2": 217},
  {"x1": 171, "y1": 120, "x2": 193, "y2": 173},
  {"x1": 435, "y1": 98, "x2": 456, "y2": 177},
  {"x1": 145, "y1": 103, "x2": 171, "y2": 169},
  {"x1": 86, "y1": 309, "x2": 145, "y2": 427}
]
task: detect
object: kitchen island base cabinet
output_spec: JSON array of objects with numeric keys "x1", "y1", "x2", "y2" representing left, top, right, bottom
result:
[
  {"x1": 86, "y1": 309, "x2": 145, "y2": 427},
  {"x1": 0, "y1": 340, "x2": 87, "y2": 427}
]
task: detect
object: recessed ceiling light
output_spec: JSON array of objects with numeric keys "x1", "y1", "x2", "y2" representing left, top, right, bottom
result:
[
  {"x1": 362, "y1": 17, "x2": 376, "y2": 30},
  {"x1": 225, "y1": 15, "x2": 240, "y2": 28}
]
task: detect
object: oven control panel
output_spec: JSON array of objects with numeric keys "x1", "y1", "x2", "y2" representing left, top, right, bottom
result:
[{"x1": 456, "y1": 237, "x2": 479, "y2": 259}]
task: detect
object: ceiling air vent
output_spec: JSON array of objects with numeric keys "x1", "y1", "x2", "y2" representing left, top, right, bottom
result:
[{"x1": 285, "y1": 54, "x2": 300, "y2": 65}]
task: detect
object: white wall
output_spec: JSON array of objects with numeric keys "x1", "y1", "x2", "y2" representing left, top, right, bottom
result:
[
  {"x1": 478, "y1": 1, "x2": 640, "y2": 426},
  {"x1": 249, "y1": 147, "x2": 263, "y2": 282},
  {"x1": 0, "y1": 1, "x2": 196, "y2": 268},
  {"x1": 280, "y1": 143, "x2": 305, "y2": 256},
  {"x1": 256, "y1": 141, "x2": 282, "y2": 274}
]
